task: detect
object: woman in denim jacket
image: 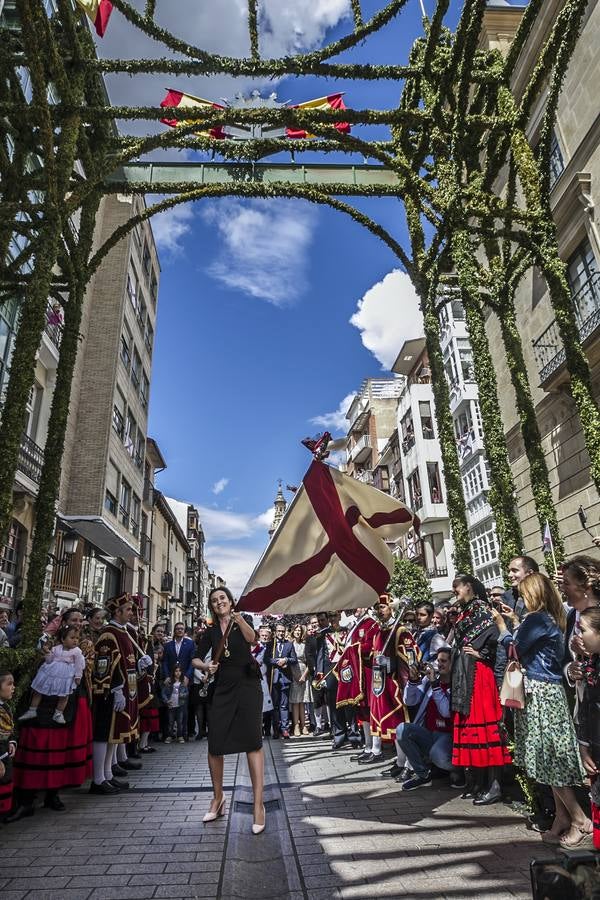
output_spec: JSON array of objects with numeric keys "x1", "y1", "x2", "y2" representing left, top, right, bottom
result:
[{"x1": 492, "y1": 572, "x2": 590, "y2": 849}]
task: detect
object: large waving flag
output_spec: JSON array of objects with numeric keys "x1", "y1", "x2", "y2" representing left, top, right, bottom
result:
[
  {"x1": 286, "y1": 93, "x2": 350, "y2": 139},
  {"x1": 160, "y1": 90, "x2": 227, "y2": 139},
  {"x1": 75, "y1": 0, "x2": 113, "y2": 36},
  {"x1": 238, "y1": 461, "x2": 419, "y2": 615}
]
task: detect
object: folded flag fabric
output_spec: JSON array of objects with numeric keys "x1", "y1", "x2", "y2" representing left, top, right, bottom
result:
[
  {"x1": 238, "y1": 460, "x2": 418, "y2": 615},
  {"x1": 286, "y1": 93, "x2": 350, "y2": 139},
  {"x1": 159, "y1": 90, "x2": 350, "y2": 141},
  {"x1": 160, "y1": 89, "x2": 227, "y2": 139},
  {"x1": 75, "y1": 0, "x2": 113, "y2": 37}
]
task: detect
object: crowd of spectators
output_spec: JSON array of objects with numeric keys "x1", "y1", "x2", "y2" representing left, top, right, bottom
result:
[{"x1": 0, "y1": 550, "x2": 599, "y2": 856}]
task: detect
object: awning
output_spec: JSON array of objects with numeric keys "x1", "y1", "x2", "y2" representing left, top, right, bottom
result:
[{"x1": 58, "y1": 514, "x2": 139, "y2": 560}]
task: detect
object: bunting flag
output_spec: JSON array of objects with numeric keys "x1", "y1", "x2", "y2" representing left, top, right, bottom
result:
[
  {"x1": 286, "y1": 93, "x2": 350, "y2": 139},
  {"x1": 160, "y1": 89, "x2": 227, "y2": 139},
  {"x1": 75, "y1": 0, "x2": 113, "y2": 37},
  {"x1": 238, "y1": 460, "x2": 419, "y2": 615}
]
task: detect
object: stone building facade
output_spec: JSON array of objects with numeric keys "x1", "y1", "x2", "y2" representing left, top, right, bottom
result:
[{"x1": 481, "y1": 0, "x2": 600, "y2": 560}]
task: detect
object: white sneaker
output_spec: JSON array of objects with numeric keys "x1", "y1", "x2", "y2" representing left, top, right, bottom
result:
[
  {"x1": 19, "y1": 708, "x2": 38, "y2": 721},
  {"x1": 52, "y1": 710, "x2": 66, "y2": 724},
  {"x1": 164, "y1": 737, "x2": 173, "y2": 743},
  {"x1": 177, "y1": 737, "x2": 185, "y2": 744}
]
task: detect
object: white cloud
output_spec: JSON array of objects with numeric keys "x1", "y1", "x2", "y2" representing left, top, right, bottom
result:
[
  {"x1": 350, "y1": 270, "x2": 423, "y2": 370},
  {"x1": 150, "y1": 205, "x2": 195, "y2": 256},
  {"x1": 201, "y1": 199, "x2": 316, "y2": 305},
  {"x1": 204, "y1": 543, "x2": 263, "y2": 598},
  {"x1": 212, "y1": 477, "x2": 230, "y2": 495},
  {"x1": 310, "y1": 392, "x2": 355, "y2": 434}
]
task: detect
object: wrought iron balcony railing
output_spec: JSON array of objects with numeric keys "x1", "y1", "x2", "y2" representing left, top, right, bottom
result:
[
  {"x1": 17, "y1": 432, "x2": 44, "y2": 484},
  {"x1": 532, "y1": 272, "x2": 600, "y2": 383}
]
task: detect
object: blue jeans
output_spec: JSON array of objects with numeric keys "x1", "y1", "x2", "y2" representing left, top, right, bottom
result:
[
  {"x1": 168, "y1": 706, "x2": 185, "y2": 739},
  {"x1": 396, "y1": 723, "x2": 453, "y2": 778}
]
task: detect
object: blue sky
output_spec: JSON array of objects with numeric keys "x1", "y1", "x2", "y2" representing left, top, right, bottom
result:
[{"x1": 103, "y1": 0, "x2": 464, "y2": 592}]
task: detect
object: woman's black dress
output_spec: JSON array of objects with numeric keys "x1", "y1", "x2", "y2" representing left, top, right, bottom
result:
[{"x1": 196, "y1": 618, "x2": 262, "y2": 756}]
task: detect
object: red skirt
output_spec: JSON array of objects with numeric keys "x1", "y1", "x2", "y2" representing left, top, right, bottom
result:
[
  {"x1": 140, "y1": 706, "x2": 160, "y2": 734},
  {"x1": 13, "y1": 696, "x2": 92, "y2": 791},
  {"x1": 591, "y1": 776, "x2": 600, "y2": 851},
  {"x1": 0, "y1": 779, "x2": 13, "y2": 814},
  {"x1": 452, "y1": 661, "x2": 511, "y2": 768}
]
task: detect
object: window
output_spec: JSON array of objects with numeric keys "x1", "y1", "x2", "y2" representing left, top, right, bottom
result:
[
  {"x1": 419, "y1": 401, "x2": 434, "y2": 439},
  {"x1": 131, "y1": 494, "x2": 141, "y2": 538},
  {"x1": 1, "y1": 520, "x2": 23, "y2": 578},
  {"x1": 407, "y1": 468, "x2": 422, "y2": 510},
  {"x1": 135, "y1": 429, "x2": 145, "y2": 471},
  {"x1": 142, "y1": 241, "x2": 151, "y2": 278},
  {"x1": 112, "y1": 389, "x2": 126, "y2": 439},
  {"x1": 127, "y1": 268, "x2": 138, "y2": 312},
  {"x1": 0, "y1": 296, "x2": 19, "y2": 399},
  {"x1": 427, "y1": 462, "x2": 443, "y2": 504},
  {"x1": 459, "y1": 347, "x2": 475, "y2": 382},
  {"x1": 105, "y1": 460, "x2": 119, "y2": 516},
  {"x1": 140, "y1": 372, "x2": 150, "y2": 412},
  {"x1": 567, "y1": 239, "x2": 600, "y2": 326},
  {"x1": 401, "y1": 411, "x2": 415, "y2": 452},
  {"x1": 137, "y1": 297, "x2": 147, "y2": 333},
  {"x1": 124, "y1": 410, "x2": 137, "y2": 458},
  {"x1": 462, "y1": 460, "x2": 485, "y2": 499},
  {"x1": 120, "y1": 479, "x2": 131, "y2": 527},
  {"x1": 144, "y1": 321, "x2": 154, "y2": 355},
  {"x1": 105, "y1": 490, "x2": 117, "y2": 515},
  {"x1": 150, "y1": 271, "x2": 158, "y2": 307},
  {"x1": 120, "y1": 327, "x2": 132, "y2": 372},
  {"x1": 549, "y1": 131, "x2": 565, "y2": 189},
  {"x1": 132, "y1": 224, "x2": 143, "y2": 252},
  {"x1": 470, "y1": 521, "x2": 498, "y2": 567},
  {"x1": 131, "y1": 348, "x2": 141, "y2": 390}
]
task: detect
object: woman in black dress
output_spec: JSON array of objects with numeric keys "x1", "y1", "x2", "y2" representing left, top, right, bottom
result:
[{"x1": 192, "y1": 587, "x2": 264, "y2": 833}]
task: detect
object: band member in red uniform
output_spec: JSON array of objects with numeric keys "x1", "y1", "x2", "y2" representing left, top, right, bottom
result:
[
  {"x1": 315, "y1": 611, "x2": 361, "y2": 750},
  {"x1": 335, "y1": 608, "x2": 378, "y2": 755},
  {"x1": 90, "y1": 594, "x2": 151, "y2": 795},
  {"x1": 0, "y1": 670, "x2": 16, "y2": 821},
  {"x1": 366, "y1": 595, "x2": 417, "y2": 763}
]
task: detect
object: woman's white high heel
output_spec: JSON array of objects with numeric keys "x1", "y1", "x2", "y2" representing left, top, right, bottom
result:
[
  {"x1": 252, "y1": 804, "x2": 266, "y2": 835},
  {"x1": 203, "y1": 797, "x2": 226, "y2": 823}
]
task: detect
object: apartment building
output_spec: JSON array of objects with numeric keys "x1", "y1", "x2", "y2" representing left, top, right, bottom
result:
[
  {"x1": 165, "y1": 496, "x2": 207, "y2": 627},
  {"x1": 481, "y1": 0, "x2": 600, "y2": 557},
  {"x1": 150, "y1": 493, "x2": 191, "y2": 632},
  {"x1": 344, "y1": 377, "x2": 404, "y2": 484},
  {"x1": 440, "y1": 296, "x2": 502, "y2": 587},
  {"x1": 392, "y1": 340, "x2": 455, "y2": 597},
  {"x1": 51, "y1": 193, "x2": 160, "y2": 606}
]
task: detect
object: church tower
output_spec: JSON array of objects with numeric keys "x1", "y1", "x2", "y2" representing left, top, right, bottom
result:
[{"x1": 268, "y1": 480, "x2": 287, "y2": 540}]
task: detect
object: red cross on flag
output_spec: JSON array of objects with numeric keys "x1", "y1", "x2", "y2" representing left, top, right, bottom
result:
[{"x1": 238, "y1": 461, "x2": 419, "y2": 615}]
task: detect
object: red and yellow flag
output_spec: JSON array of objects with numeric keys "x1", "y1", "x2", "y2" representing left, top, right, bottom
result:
[
  {"x1": 160, "y1": 89, "x2": 227, "y2": 139},
  {"x1": 286, "y1": 93, "x2": 350, "y2": 139},
  {"x1": 75, "y1": 0, "x2": 113, "y2": 37}
]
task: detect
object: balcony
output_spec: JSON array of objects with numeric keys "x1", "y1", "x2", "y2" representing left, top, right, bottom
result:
[
  {"x1": 44, "y1": 301, "x2": 63, "y2": 350},
  {"x1": 354, "y1": 469, "x2": 373, "y2": 484},
  {"x1": 143, "y1": 477, "x2": 154, "y2": 505},
  {"x1": 140, "y1": 532, "x2": 151, "y2": 564},
  {"x1": 532, "y1": 272, "x2": 600, "y2": 385},
  {"x1": 17, "y1": 432, "x2": 44, "y2": 485},
  {"x1": 350, "y1": 433, "x2": 372, "y2": 464},
  {"x1": 426, "y1": 566, "x2": 449, "y2": 579},
  {"x1": 402, "y1": 433, "x2": 416, "y2": 454},
  {"x1": 161, "y1": 571, "x2": 173, "y2": 593}
]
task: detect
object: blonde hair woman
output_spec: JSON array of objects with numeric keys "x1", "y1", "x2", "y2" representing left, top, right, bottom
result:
[{"x1": 492, "y1": 572, "x2": 590, "y2": 849}]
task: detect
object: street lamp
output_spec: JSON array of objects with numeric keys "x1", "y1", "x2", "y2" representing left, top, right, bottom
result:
[{"x1": 48, "y1": 528, "x2": 80, "y2": 569}]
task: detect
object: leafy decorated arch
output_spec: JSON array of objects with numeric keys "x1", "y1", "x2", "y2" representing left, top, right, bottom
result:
[{"x1": 0, "y1": 0, "x2": 596, "y2": 650}]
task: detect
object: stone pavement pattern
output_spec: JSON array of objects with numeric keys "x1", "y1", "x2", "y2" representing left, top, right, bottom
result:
[{"x1": 0, "y1": 735, "x2": 551, "y2": 899}]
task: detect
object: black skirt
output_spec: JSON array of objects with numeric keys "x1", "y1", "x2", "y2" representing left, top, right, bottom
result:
[{"x1": 208, "y1": 664, "x2": 263, "y2": 756}]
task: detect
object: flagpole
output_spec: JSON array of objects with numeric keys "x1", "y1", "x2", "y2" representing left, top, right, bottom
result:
[{"x1": 544, "y1": 520, "x2": 559, "y2": 575}]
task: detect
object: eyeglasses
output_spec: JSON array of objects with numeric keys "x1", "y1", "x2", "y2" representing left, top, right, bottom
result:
[{"x1": 490, "y1": 593, "x2": 504, "y2": 599}]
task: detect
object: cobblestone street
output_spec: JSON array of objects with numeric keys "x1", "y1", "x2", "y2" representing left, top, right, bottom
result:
[{"x1": 0, "y1": 734, "x2": 550, "y2": 900}]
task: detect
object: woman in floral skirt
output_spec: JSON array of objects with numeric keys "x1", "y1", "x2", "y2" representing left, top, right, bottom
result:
[{"x1": 492, "y1": 572, "x2": 590, "y2": 848}]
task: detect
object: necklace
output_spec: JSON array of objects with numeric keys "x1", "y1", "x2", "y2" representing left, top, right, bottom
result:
[{"x1": 222, "y1": 618, "x2": 232, "y2": 658}]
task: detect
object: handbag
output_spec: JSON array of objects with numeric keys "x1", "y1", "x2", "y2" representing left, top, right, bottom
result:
[{"x1": 500, "y1": 643, "x2": 525, "y2": 709}]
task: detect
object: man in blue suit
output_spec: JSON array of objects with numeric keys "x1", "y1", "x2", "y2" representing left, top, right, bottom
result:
[
  {"x1": 264, "y1": 622, "x2": 297, "y2": 739},
  {"x1": 162, "y1": 622, "x2": 196, "y2": 738}
]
